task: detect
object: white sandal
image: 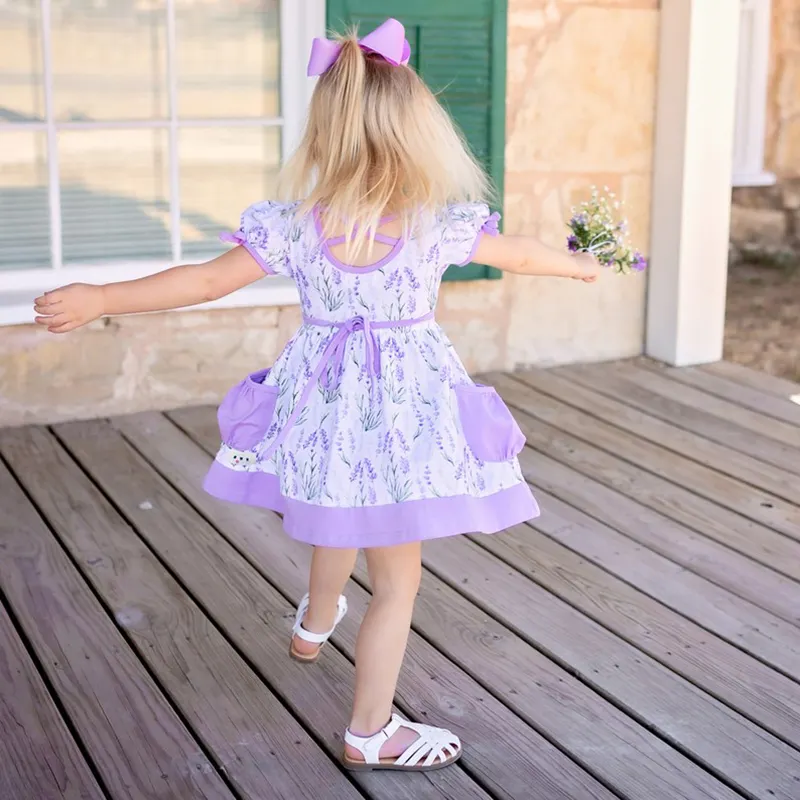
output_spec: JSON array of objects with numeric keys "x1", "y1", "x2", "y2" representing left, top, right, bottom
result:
[
  {"x1": 289, "y1": 593, "x2": 347, "y2": 663},
  {"x1": 342, "y1": 714, "x2": 462, "y2": 772}
]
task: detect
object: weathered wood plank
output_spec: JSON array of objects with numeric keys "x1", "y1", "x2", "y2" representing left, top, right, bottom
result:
[
  {"x1": 474, "y1": 520, "x2": 800, "y2": 747},
  {"x1": 2, "y1": 425, "x2": 362, "y2": 800},
  {"x1": 702, "y1": 362, "x2": 800, "y2": 401},
  {"x1": 516, "y1": 441, "x2": 800, "y2": 626},
  {"x1": 56, "y1": 417, "x2": 491, "y2": 800},
  {"x1": 130, "y1": 409, "x2": 620, "y2": 800},
  {"x1": 490, "y1": 375, "x2": 800, "y2": 586},
  {"x1": 611, "y1": 361, "x2": 800, "y2": 450},
  {"x1": 422, "y1": 535, "x2": 800, "y2": 800},
  {"x1": 0, "y1": 454, "x2": 232, "y2": 800},
  {"x1": 404, "y1": 573, "x2": 740, "y2": 800},
  {"x1": 0, "y1": 604, "x2": 106, "y2": 800},
  {"x1": 489, "y1": 372, "x2": 800, "y2": 542},
  {"x1": 554, "y1": 362, "x2": 800, "y2": 477},
  {"x1": 164, "y1": 406, "x2": 747, "y2": 800},
  {"x1": 644, "y1": 362, "x2": 800, "y2": 426},
  {"x1": 509, "y1": 367, "x2": 799, "y2": 504}
]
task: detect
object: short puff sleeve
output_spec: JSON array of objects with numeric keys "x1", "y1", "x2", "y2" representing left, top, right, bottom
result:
[
  {"x1": 440, "y1": 202, "x2": 501, "y2": 268},
  {"x1": 221, "y1": 201, "x2": 296, "y2": 278}
]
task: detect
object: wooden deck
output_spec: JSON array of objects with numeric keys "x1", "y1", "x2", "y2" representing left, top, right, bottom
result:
[{"x1": 2, "y1": 358, "x2": 800, "y2": 800}]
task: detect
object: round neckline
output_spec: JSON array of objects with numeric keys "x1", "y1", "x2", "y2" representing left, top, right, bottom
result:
[{"x1": 313, "y1": 206, "x2": 405, "y2": 273}]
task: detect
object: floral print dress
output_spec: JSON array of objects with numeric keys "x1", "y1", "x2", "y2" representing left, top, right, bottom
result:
[{"x1": 203, "y1": 200, "x2": 539, "y2": 547}]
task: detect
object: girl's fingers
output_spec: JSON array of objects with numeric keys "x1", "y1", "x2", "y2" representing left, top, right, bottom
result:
[
  {"x1": 36, "y1": 312, "x2": 69, "y2": 328},
  {"x1": 49, "y1": 320, "x2": 79, "y2": 334}
]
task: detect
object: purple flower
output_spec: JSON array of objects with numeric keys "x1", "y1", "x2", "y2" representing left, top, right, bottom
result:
[
  {"x1": 569, "y1": 213, "x2": 588, "y2": 228},
  {"x1": 349, "y1": 461, "x2": 363, "y2": 482},
  {"x1": 247, "y1": 225, "x2": 269, "y2": 248},
  {"x1": 567, "y1": 235, "x2": 580, "y2": 252},
  {"x1": 404, "y1": 267, "x2": 421, "y2": 290},
  {"x1": 632, "y1": 251, "x2": 648, "y2": 272}
]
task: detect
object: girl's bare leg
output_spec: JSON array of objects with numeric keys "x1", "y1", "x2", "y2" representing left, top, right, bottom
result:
[
  {"x1": 292, "y1": 545, "x2": 358, "y2": 658},
  {"x1": 346, "y1": 541, "x2": 423, "y2": 761}
]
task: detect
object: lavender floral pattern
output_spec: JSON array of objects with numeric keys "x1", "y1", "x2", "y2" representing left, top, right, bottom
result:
[{"x1": 215, "y1": 200, "x2": 525, "y2": 507}]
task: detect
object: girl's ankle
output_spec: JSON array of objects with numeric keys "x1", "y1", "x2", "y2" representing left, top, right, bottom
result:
[
  {"x1": 302, "y1": 603, "x2": 338, "y2": 634},
  {"x1": 348, "y1": 715, "x2": 390, "y2": 739},
  {"x1": 347, "y1": 723, "x2": 387, "y2": 740}
]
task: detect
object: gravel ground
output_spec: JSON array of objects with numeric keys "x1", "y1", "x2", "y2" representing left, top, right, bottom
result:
[{"x1": 724, "y1": 262, "x2": 800, "y2": 382}]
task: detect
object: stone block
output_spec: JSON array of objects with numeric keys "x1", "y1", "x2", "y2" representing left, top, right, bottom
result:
[
  {"x1": 729, "y1": 205, "x2": 789, "y2": 249},
  {"x1": 731, "y1": 185, "x2": 784, "y2": 211},
  {"x1": 0, "y1": 306, "x2": 284, "y2": 426},
  {"x1": 0, "y1": 323, "x2": 128, "y2": 426},
  {"x1": 505, "y1": 269, "x2": 646, "y2": 368},
  {"x1": 782, "y1": 179, "x2": 800, "y2": 211},
  {"x1": 506, "y1": 7, "x2": 658, "y2": 174}
]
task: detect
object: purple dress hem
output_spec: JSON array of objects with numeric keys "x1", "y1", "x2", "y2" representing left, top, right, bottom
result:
[{"x1": 203, "y1": 460, "x2": 540, "y2": 549}]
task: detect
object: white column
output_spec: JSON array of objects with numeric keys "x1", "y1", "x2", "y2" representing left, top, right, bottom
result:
[
  {"x1": 280, "y1": 0, "x2": 326, "y2": 162},
  {"x1": 646, "y1": 0, "x2": 740, "y2": 366}
]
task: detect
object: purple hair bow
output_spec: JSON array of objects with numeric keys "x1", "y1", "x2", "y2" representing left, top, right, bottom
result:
[{"x1": 307, "y1": 18, "x2": 411, "y2": 77}]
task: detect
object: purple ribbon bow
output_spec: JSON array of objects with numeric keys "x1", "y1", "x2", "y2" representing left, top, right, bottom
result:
[
  {"x1": 319, "y1": 316, "x2": 382, "y2": 393},
  {"x1": 307, "y1": 18, "x2": 411, "y2": 77}
]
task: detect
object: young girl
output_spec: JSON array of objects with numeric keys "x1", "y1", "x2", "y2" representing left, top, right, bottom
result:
[{"x1": 35, "y1": 19, "x2": 597, "y2": 773}]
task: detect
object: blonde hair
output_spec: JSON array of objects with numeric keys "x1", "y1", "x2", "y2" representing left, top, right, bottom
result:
[{"x1": 279, "y1": 28, "x2": 493, "y2": 259}]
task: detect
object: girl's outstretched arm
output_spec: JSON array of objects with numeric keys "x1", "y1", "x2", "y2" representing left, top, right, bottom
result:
[
  {"x1": 474, "y1": 233, "x2": 599, "y2": 281},
  {"x1": 33, "y1": 246, "x2": 266, "y2": 334}
]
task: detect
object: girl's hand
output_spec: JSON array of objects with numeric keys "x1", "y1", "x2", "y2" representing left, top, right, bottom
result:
[
  {"x1": 34, "y1": 284, "x2": 105, "y2": 333},
  {"x1": 571, "y1": 252, "x2": 600, "y2": 282}
]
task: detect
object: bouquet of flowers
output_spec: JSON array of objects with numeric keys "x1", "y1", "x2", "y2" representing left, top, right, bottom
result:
[{"x1": 566, "y1": 187, "x2": 647, "y2": 275}]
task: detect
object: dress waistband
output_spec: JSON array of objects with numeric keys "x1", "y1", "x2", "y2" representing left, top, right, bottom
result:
[
  {"x1": 259, "y1": 312, "x2": 434, "y2": 463},
  {"x1": 303, "y1": 312, "x2": 435, "y2": 329}
]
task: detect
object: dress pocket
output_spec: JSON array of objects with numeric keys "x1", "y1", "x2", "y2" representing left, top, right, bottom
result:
[
  {"x1": 217, "y1": 368, "x2": 279, "y2": 451},
  {"x1": 455, "y1": 383, "x2": 526, "y2": 462}
]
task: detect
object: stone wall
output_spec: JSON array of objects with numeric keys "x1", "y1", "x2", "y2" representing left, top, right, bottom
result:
[
  {"x1": 730, "y1": 0, "x2": 800, "y2": 262},
  {"x1": 502, "y1": 0, "x2": 656, "y2": 366},
  {"x1": 0, "y1": 0, "x2": 659, "y2": 426}
]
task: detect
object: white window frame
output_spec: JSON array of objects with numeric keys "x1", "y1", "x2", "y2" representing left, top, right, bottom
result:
[
  {"x1": 0, "y1": 0, "x2": 326, "y2": 325},
  {"x1": 732, "y1": 0, "x2": 776, "y2": 187}
]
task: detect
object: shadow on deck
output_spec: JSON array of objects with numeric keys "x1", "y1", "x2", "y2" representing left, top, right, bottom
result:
[{"x1": 2, "y1": 359, "x2": 800, "y2": 800}]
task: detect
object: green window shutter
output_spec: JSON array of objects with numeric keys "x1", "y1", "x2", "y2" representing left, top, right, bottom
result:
[{"x1": 326, "y1": 0, "x2": 506, "y2": 281}]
